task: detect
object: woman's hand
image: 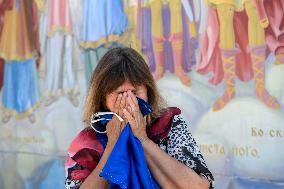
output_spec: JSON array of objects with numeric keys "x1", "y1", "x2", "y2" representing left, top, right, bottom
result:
[
  {"x1": 106, "y1": 93, "x2": 127, "y2": 146},
  {"x1": 123, "y1": 91, "x2": 149, "y2": 142}
]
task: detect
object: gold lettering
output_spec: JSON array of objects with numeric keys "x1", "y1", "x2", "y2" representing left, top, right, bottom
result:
[
  {"x1": 269, "y1": 130, "x2": 275, "y2": 137},
  {"x1": 231, "y1": 146, "x2": 259, "y2": 158},
  {"x1": 276, "y1": 130, "x2": 283, "y2": 137},
  {"x1": 251, "y1": 127, "x2": 264, "y2": 137},
  {"x1": 269, "y1": 129, "x2": 283, "y2": 138},
  {"x1": 198, "y1": 144, "x2": 226, "y2": 155}
]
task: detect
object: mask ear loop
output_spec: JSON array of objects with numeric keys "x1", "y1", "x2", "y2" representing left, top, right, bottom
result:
[{"x1": 90, "y1": 112, "x2": 124, "y2": 133}]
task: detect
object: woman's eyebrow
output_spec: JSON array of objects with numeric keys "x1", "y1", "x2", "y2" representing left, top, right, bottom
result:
[
  {"x1": 116, "y1": 87, "x2": 137, "y2": 92},
  {"x1": 115, "y1": 89, "x2": 133, "y2": 93},
  {"x1": 113, "y1": 90, "x2": 123, "y2": 94}
]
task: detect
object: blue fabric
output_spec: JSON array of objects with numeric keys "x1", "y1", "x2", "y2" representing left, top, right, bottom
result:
[
  {"x1": 81, "y1": 0, "x2": 106, "y2": 42},
  {"x1": 2, "y1": 59, "x2": 40, "y2": 113},
  {"x1": 96, "y1": 132, "x2": 108, "y2": 149},
  {"x1": 16, "y1": 0, "x2": 20, "y2": 11},
  {"x1": 105, "y1": 0, "x2": 128, "y2": 36},
  {"x1": 99, "y1": 98, "x2": 160, "y2": 189},
  {"x1": 81, "y1": 0, "x2": 128, "y2": 43}
]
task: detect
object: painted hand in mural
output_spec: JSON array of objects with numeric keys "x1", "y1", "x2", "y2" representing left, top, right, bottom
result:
[{"x1": 264, "y1": 0, "x2": 284, "y2": 65}]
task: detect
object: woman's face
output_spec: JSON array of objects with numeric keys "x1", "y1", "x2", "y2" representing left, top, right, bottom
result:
[{"x1": 105, "y1": 81, "x2": 148, "y2": 112}]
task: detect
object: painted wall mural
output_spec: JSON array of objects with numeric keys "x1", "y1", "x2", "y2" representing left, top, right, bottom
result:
[{"x1": 0, "y1": 0, "x2": 283, "y2": 189}]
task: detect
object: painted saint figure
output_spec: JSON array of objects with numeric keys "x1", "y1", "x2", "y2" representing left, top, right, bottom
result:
[
  {"x1": 0, "y1": 0, "x2": 40, "y2": 123},
  {"x1": 79, "y1": 0, "x2": 128, "y2": 86},
  {"x1": 138, "y1": 0, "x2": 198, "y2": 86},
  {"x1": 40, "y1": 0, "x2": 79, "y2": 107},
  {"x1": 198, "y1": 0, "x2": 280, "y2": 111}
]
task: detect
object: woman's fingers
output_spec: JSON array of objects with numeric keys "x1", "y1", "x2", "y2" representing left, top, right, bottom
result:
[
  {"x1": 120, "y1": 121, "x2": 127, "y2": 131},
  {"x1": 114, "y1": 94, "x2": 122, "y2": 113},
  {"x1": 123, "y1": 108, "x2": 135, "y2": 126},
  {"x1": 120, "y1": 92, "x2": 127, "y2": 109},
  {"x1": 118, "y1": 93, "x2": 127, "y2": 130},
  {"x1": 126, "y1": 93, "x2": 144, "y2": 126},
  {"x1": 106, "y1": 117, "x2": 123, "y2": 145},
  {"x1": 118, "y1": 92, "x2": 127, "y2": 118},
  {"x1": 127, "y1": 90, "x2": 139, "y2": 106},
  {"x1": 126, "y1": 91, "x2": 139, "y2": 111},
  {"x1": 123, "y1": 106, "x2": 147, "y2": 142}
]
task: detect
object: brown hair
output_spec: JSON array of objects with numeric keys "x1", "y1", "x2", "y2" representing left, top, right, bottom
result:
[{"x1": 83, "y1": 47, "x2": 166, "y2": 126}]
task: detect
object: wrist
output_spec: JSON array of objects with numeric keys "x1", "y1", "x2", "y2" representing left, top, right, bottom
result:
[
  {"x1": 139, "y1": 135, "x2": 150, "y2": 144},
  {"x1": 106, "y1": 140, "x2": 116, "y2": 149}
]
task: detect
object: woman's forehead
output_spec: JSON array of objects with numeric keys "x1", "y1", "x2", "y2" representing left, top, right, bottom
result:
[
  {"x1": 116, "y1": 81, "x2": 135, "y2": 90},
  {"x1": 115, "y1": 81, "x2": 144, "y2": 91}
]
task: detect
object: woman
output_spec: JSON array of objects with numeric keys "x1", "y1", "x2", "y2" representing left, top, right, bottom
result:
[{"x1": 65, "y1": 47, "x2": 214, "y2": 189}]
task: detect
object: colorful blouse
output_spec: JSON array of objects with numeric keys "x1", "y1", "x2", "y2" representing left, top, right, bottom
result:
[{"x1": 65, "y1": 109, "x2": 215, "y2": 189}]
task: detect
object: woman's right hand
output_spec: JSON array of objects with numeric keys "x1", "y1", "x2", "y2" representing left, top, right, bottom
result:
[{"x1": 106, "y1": 92, "x2": 127, "y2": 146}]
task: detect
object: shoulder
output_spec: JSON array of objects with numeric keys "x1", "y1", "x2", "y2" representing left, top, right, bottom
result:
[
  {"x1": 170, "y1": 113, "x2": 193, "y2": 135},
  {"x1": 171, "y1": 114, "x2": 190, "y2": 129},
  {"x1": 168, "y1": 113, "x2": 197, "y2": 146},
  {"x1": 147, "y1": 107, "x2": 181, "y2": 142},
  {"x1": 67, "y1": 128, "x2": 104, "y2": 157},
  {"x1": 65, "y1": 128, "x2": 104, "y2": 182}
]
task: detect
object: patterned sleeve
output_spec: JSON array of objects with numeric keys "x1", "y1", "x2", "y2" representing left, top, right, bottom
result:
[
  {"x1": 64, "y1": 150, "x2": 101, "y2": 189},
  {"x1": 159, "y1": 115, "x2": 215, "y2": 188},
  {"x1": 64, "y1": 162, "x2": 85, "y2": 189},
  {"x1": 65, "y1": 178, "x2": 82, "y2": 189}
]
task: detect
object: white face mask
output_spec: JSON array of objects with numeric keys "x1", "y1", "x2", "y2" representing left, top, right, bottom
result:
[{"x1": 90, "y1": 112, "x2": 124, "y2": 134}]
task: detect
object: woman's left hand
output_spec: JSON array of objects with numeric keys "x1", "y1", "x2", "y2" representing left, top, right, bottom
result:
[{"x1": 123, "y1": 91, "x2": 149, "y2": 142}]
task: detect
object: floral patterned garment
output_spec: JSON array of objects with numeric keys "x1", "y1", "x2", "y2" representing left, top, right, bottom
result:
[{"x1": 65, "y1": 115, "x2": 215, "y2": 189}]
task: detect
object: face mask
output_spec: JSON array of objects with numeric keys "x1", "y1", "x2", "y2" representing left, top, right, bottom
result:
[{"x1": 90, "y1": 97, "x2": 152, "y2": 133}]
